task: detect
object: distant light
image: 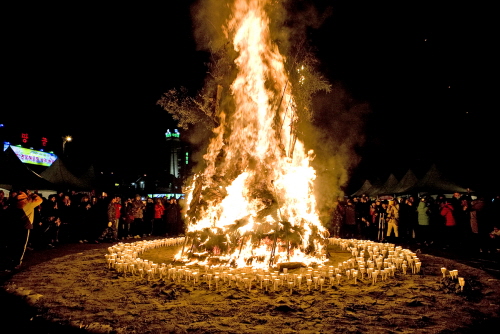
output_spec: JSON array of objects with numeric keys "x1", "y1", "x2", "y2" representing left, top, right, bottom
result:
[{"x1": 0, "y1": 124, "x2": 4, "y2": 127}]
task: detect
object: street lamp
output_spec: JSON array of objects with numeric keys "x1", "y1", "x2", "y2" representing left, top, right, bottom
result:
[{"x1": 62, "y1": 135, "x2": 72, "y2": 154}]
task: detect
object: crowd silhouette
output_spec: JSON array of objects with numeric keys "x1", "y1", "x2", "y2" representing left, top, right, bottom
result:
[
  {"x1": 328, "y1": 192, "x2": 500, "y2": 254},
  {"x1": 0, "y1": 189, "x2": 183, "y2": 271},
  {"x1": 2, "y1": 188, "x2": 500, "y2": 272}
]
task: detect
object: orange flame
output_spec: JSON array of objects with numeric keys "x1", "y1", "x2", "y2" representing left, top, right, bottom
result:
[{"x1": 179, "y1": 0, "x2": 327, "y2": 269}]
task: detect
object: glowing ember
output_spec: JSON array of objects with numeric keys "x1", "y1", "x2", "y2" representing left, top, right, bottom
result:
[{"x1": 178, "y1": 0, "x2": 328, "y2": 269}]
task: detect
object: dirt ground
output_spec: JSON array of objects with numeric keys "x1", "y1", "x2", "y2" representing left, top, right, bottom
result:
[{"x1": 2, "y1": 239, "x2": 500, "y2": 334}]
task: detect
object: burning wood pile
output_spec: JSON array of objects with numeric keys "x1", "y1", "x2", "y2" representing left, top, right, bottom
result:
[{"x1": 171, "y1": 0, "x2": 330, "y2": 269}]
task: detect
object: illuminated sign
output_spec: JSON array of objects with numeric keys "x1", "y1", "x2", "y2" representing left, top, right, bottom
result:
[
  {"x1": 165, "y1": 129, "x2": 180, "y2": 138},
  {"x1": 4, "y1": 144, "x2": 57, "y2": 167},
  {"x1": 148, "y1": 193, "x2": 185, "y2": 200},
  {"x1": 21, "y1": 133, "x2": 29, "y2": 143}
]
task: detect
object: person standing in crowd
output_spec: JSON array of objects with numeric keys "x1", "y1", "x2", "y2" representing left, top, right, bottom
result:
[
  {"x1": 356, "y1": 195, "x2": 371, "y2": 239},
  {"x1": 120, "y1": 198, "x2": 134, "y2": 239},
  {"x1": 113, "y1": 196, "x2": 122, "y2": 239},
  {"x1": 107, "y1": 196, "x2": 119, "y2": 241},
  {"x1": 469, "y1": 195, "x2": 487, "y2": 253},
  {"x1": 440, "y1": 199, "x2": 457, "y2": 249},
  {"x1": 43, "y1": 195, "x2": 59, "y2": 221},
  {"x1": 450, "y1": 192, "x2": 470, "y2": 243},
  {"x1": 59, "y1": 194, "x2": 76, "y2": 243},
  {"x1": 330, "y1": 197, "x2": 345, "y2": 238},
  {"x1": 2, "y1": 190, "x2": 43, "y2": 271},
  {"x1": 385, "y1": 199, "x2": 400, "y2": 242},
  {"x1": 367, "y1": 201, "x2": 378, "y2": 241},
  {"x1": 400, "y1": 196, "x2": 418, "y2": 244},
  {"x1": 153, "y1": 198, "x2": 166, "y2": 236},
  {"x1": 342, "y1": 198, "x2": 357, "y2": 239},
  {"x1": 130, "y1": 194, "x2": 146, "y2": 238},
  {"x1": 416, "y1": 197, "x2": 432, "y2": 246},
  {"x1": 165, "y1": 198, "x2": 182, "y2": 236},
  {"x1": 487, "y1": 225, "x2": 500, "y2": 253},
  {"x1": 144, "y1": 197, "x2": 155, "y2": 237},
  {"x1": 76, "y1": 195, "x2": 94, "y2": 243}
]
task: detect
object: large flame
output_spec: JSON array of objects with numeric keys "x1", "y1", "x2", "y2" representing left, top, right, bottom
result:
[{"x1": 179, "y1": 0, "x2": 327, "y2": 269}]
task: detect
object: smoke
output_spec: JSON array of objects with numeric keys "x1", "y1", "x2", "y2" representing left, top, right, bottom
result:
[
  {"x1": 302, "y1": 83, "x2": 369, "y2": 219},
  {"x1": 191, "y1": 0, "x2": 232, "y2": 51}
]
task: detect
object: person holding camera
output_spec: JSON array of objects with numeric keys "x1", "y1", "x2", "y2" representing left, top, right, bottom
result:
[{"x1": 2, "y1": 190, "x2": 43, "y2": 271}]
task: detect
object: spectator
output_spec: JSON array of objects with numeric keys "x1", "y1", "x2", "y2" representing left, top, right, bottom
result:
[
  {"x1": 416, "y1": 197, "x2": 432, "y2": 246},
  {"x1": 120, "y1": 198, "x2": 134, "y2": 239},
  {"x1": 165, "y1": 198, "x2": 182, "y2": 236},
  {"x1": 385, "y1": 199, "x2": 400, "y2": 242},
  {"x1": 342, "y1": 198, "x2": 357, "y2": 239},
  {"x1": 114, "y1": 197, "x2": 122, "y2": 238},
  {"x1": 469, "y1": 196, "x2": 487, "y2": 253},
  {"x1": 487, "y1": 226, "x2": 500, "y2": 253},
  {"x1": 440, "y1": 199, "x2": 457, "y2": 249},
  {"x1": 2, "y1": 190, "x2": 43, "y2": 271},
  {"x1": 107, "y1": 197, "x2": 119, "y2": 241},
  {"x1": 400, "y1": 196, "x2": 418, "y2": 244},
  {"x1": 76, "y1": 195, "x2": 94, "y2": 243},
  {"x1": 130, "y1": 194, "x2": 146, "y2": 238},
  {"x1": 152, "y1": 198, "x2": 166, "y2": 236},
  {"x1": 144, "y1": 197, "x2": 155, "y2": 237},
  {"x1": 98, "y1": 222, "x2": 117, "y2": 243},
  {"x1": 330, "y1": 198, "x2": 345, "y2": 238}
]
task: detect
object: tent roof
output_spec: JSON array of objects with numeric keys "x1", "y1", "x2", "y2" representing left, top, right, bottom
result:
[
  {"x1": 404, "y1": 164, "x2": 468, "y2": 194},
  {"x1": 0, "y1": 146, "x2": 55, "y2": 190},
  {"x1": 40, "y1": 158, "x2": 95, "y2": 190},
  {"x1": 391, "y1": 169, "x2": 419, "y2": 195},
  {"x1": 351, "y1": 179, "x2": 373, "y2": 197},
  {"x1": 374, "y1": 174, "x2": 399, "y2": 196}
]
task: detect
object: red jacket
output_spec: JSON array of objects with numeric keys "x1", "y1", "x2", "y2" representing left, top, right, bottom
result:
[
  {"x1": 114, "y1": 203, "x2": 122, "y2": 219},
  {"x1": 440, "y1": 204, "x2": 456, "y2": 226},
  {"x1": 154, "y1": 204, "x2": 165, "y2": 219}
]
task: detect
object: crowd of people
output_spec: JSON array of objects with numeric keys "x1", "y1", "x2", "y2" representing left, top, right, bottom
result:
[
  {"x1": 2, "y1": 187, "x2": 500, "y2": 272},
  {"x1": 328, "y1": 192, "x2": 500, "y2": 254},
  {"x1": 0, "y1": 189, "x2": 184, "y2": 271}
]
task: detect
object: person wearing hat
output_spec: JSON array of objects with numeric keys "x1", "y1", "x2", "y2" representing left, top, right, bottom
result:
[{"x1": 2, "y1": 190, "x2": 43, "y2": 271}]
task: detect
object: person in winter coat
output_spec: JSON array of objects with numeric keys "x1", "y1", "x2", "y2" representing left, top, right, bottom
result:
[
  {"x1": 130, "y1": 195, "x2": 146, "y2": 238},
  {"x1": 152, "y1": 198, "x2": 166, "y2": 236},
  {"x1": 342, "y1": 199, "x2": 357, "y2": 238},
  {"x1": 440, "y1": 200, "x2": 457, "y2": 249},
  {"x1": 416, "y1": 197, "x2": 431, "y2": 245},
  {"x1": 2, "y1": 191, "x2": 43, "y2": 271},
  {"x1": 386, "y1": 199, "x2": 400, "y2": 241}
]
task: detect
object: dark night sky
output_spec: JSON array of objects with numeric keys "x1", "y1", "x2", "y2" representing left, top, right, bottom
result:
[{"x1": 2, "y1": 1, "x2": 497, "y2": 192}]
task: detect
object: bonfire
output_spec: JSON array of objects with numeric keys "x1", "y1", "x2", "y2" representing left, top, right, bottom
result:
[{"x1": 165, "y1": 0, "x2": 332, "y2": 269}]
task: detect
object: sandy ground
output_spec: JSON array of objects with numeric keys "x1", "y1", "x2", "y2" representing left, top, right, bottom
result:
[{"x1": 2, "y1": 239, "x2": 500, "y2": 334}]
